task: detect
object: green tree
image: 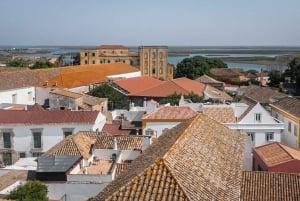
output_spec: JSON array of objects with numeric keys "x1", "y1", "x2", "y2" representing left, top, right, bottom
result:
[
  {"x1": 31, "y1": 60, "x2": 55, "y2": 69},
  {"x1": 268, "y1": 70, "x2": 283, "y2": 87},
  {"x1": 174, "y1": 56, "x2": 227, "y2": 79},
  {"x1": 7, "y1": 58, "x2": 30, "y2": 67},
  {"x1": 159, "y1": 92, "x2": 203, "y2": 106},
  {"x1": 5, "y1": 180, "x2": 48, "y2": 201},
  {"x1": 89, "y1": 83, "x2": 129, "y2": 110},
  {"x1": 285, "y1": 57, "x2": 300, "y2": 87}
]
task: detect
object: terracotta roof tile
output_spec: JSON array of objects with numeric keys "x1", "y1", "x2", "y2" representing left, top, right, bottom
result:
[
  {"x1": 270, "y1": 96, "x2": 300, "y2": 118},
  {"x1": 254, "y1": 142, "x2": 300, "y2": 168},
  {"x1": 0, "y1": 170, "x2": 29, "y2": 191},
  {"x1": 43, "y1": 63, "x2": 139, "y2": 88},
  {"x1": 44, "y1": 131, "x2": 99, "y2": 159},
  {"x1": 133, "y1": 77, "x2": 205, "y2": 97},
  {"x1": 202, "y1": 105, "x2": 236, "y2": 123},
  {"x1": 0, "y1": 110, "x2": 99, "y2": 124},
  {"x1": 243, "y1": 85, "x2": 287, "y2": 104},
  {"x1": 113, "y1": 76, "x2": 164, "y2": 95},
  {"x1": 210, "y1": 68, "x2": 244, "y2": 77},
  {"x1": 94, "y1": 135, "x2": 143, "y2": 150},
  {"x1": 195, "y1": 74, "x2": 223, "y2": 84},
  {"x1": 94, "y1": 114, "x2": 246, "y2": 201},
  {"x1": 142, "y1": 106, "x2": 198, "y2": 120},
  {"x1": 115, "y1": 162, "x2": 132, "y2": 179},
  {"x1": 50, "y1": 89, "x2": 82, "y2": 99},
  {"x1": 204, "y1": 85, "x2": 233, "y2": 101},
  {"x1": 241, "y1": 171, "x2": 300, "y2": 201},
  {"x1": 101, "y1": 124, "x2": 132, "y2": 135}
]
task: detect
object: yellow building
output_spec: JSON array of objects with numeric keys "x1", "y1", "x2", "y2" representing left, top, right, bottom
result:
[
  {"x1": 80, "y1": 45, "x2": 173, "y2": 80},
  {"x1": 80, "y1": 45, "x2": 139, "y2": 66},
  {"x1": 139, "y1": 46, "x2": 173, "y2": 80}
]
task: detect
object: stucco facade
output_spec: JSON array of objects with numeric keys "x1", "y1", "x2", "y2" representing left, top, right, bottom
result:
[{"x1": 0, "y1": 86, "x2": 35, "y2": 105}]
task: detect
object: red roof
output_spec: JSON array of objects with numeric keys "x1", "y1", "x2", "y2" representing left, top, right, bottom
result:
[
  {"x1": 142, "y1": 106, "x2": 198, "y2": 120},
  {"x1": 101, "y1": 124, "x2": 131, "y2": 135},
  {"x1": 0, "y1": 110, "x2": 99, "y2": 124},
  {"x1": 113, "y1": 76, "x2": 164, "y2": 94},
  {"x1": 97, "y1": 45, "x2": 128, "y2": 49},
  {"x1": 254, "y1": 142, "x2": 300, "y2": 167},
  {"x1": 134, "y1": 77, "x2": 205, "y2": 97}
]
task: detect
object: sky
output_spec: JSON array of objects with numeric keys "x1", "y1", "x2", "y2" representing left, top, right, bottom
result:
[{"x1": 0, "y1": 0, "x2": 300, "y2": 46}]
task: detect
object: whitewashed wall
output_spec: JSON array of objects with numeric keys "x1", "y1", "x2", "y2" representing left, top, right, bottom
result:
[
  {"x1": 143, "y1": 121, "x2": 180, "y2": 137},
  {"x1": 0, "y1": 123, "x2": 98, "y2": 157},
  {"x1": 0, "y1": 87, "x2": 35, "y2": 105},
  {"x1": 107, "y1": 71, "x2": 141, "y2": 79}
]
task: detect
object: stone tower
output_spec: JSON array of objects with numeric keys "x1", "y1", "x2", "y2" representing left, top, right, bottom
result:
[{"x1": 139, "y1": 46, "x2": 173, "y2": 80}]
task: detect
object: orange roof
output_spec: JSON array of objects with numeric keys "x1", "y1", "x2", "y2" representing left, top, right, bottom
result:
[
  {"x1": 113, "y1": 76, "x2": 164, "y2": 94},
  {"x1": 134, "y1": 77, "x2": 205, "y2": 97},
  {"x1": 97, "y1": 45, "x2": 128, "y2": 49},
  {"x1": 254, "y1": 142, "x2": 300, "y2": 167},
  {"x1": 142, "y1": 106, "x2": 198, "y2": 120},
  {"x1": 202, "y1": 105, "x2": 236, "y2": 123},
  {"x1": 41, "y1": 63, "x2": 139, "y2": 88}
]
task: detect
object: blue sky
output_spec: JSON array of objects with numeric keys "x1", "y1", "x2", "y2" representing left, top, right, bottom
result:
[{"x1": 0, "y1": 0, "x2": 300, "y2": 46}]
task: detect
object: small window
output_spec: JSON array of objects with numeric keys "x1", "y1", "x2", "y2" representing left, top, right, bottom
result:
[
  {"x1": 3, "y1": 132, "x2": 11, "y2": 148},
  {"x1": 255, "y1": 113, "x2": 261, "y2": 122},
  {"x1": 265, "y1": 132, "x2": 274, "y2": 141},
  {"x1": 92, "y1": 52, "x2": 96, "y2": 57},
  {"x1": 294, "y1": 125, "x2": 298, "y2": 136},
  {"x1": 288, "y1": 122, "x2": 292, "y2": 132},
  {"x1": 12, "y1": 94, "x2": 17, "y2": 104},
  {"x1": 247, "y1": 132, "x2": 255, "y2": 142},
  {"x1": 84, "y1": 60, "x2": 88, "y2": 64},
  {"x1": 84, "y1": 52, "x2": 88, "y2": 57},
  {"x1": 152, "y1": 68, "x2": 156, "y2": 74},
  {"x1": 64, "y1": 131, "x2": 73, "y2": 138},
  {"x1": 33, "y1": 132, "x2": 42, "y2": 148},
  {"x1": 19, "y1": 152, "x2": 26, "y2": 158},
  {"x1": 145, "y1": 129, "x2": 154, "y2": 136},
  {"x1": 108, "y1": 60, "x2": 110, "y2": 63},
  {"x1": 32, "y1": 152, "x2": 43, "y2": 157},
  {"x1": 3, "y1": 153, "x2": 12, "y2": 166},
  {"x1": 28, "y1": 91, "x2": 33, "y2": 102},
  {"x1": 92, "y1": 60, "x2": 95, "y2": 64}
]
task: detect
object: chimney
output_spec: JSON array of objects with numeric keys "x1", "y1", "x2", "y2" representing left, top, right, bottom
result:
[
  {"x1": 142, "y1": 136, "x2": 152, "y2": 151},
  {"x1": 113, "y1": 137, "x2": 118, "y2": 150}
]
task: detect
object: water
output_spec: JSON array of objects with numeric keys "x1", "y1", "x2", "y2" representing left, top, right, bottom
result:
[{"x1": 0, "y1": 46, "x2": 290, "y2": 71}]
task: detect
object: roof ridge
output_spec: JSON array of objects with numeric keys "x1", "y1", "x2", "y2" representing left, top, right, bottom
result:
[
  {"x1": 170, "y1": 79, "x2": 190, "y2": 94},
  {"x1": 278, "y1": 143, "x2": 300, "y2": 159}
]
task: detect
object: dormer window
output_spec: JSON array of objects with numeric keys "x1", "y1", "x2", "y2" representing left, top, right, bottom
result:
[{"x1": 255, "y1": 113, "x2": 261, "y2": 122}]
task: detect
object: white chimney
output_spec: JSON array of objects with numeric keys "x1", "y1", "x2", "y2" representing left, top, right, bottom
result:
[{"x1": 113, "y1": 137, "x2": 118, "y2": 150}]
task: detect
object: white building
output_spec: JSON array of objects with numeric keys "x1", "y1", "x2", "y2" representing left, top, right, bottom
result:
[
  {"x1": 0, "y1": 105, "x2": 106, "y2": 166},
  {"x1": 270, "y1": 97, "x2": 300, "y2": 149},
  {"x1": 0, "y1": 86, "x2": 35, "y2": 105},
  {"x1": 141, "y1": 106, "x2": 198, "y2": 137},
  {"x1": 227, "y1": 103, "x2": 283, "y2": 148}
]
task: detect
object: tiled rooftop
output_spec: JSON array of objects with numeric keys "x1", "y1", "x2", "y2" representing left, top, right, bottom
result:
[
  {"x1": 134, "y1": 77, "x2": 205, "y2": 97},
  {"x1": 202, "y1": 105, "x2": 236, "y2": 123},
  {"x1": 44, "y1": 131, "x2": 99, "y2": 159},
  {"x1": 0, "y1": 170, "x2": 30, "y2": 191},
  {"x1": 241, "y1": 171, "x2": 300, "y2": 201},
  {"x1": 50, "y1": 89, "x2": 82, "y2": 99},
  {"x1": 0, "y1": 68, "x2": 59, "y2": 90},
  {"x1": 42, "y1": 63, "x2": 139, "y2": 88},
  {"x1": 243, "y1": 85, "x2": 287, "y2": 104},
  {"x1": 93, "y1": 135, "x2": 143, "y2": 150},
  {"x1": 142, "y1": 106, "x2": 198, "y2": 120},
  {"x1": 0, "y1": 109, "x2": 100, "y2": 124},
  {"x1": 115, "y1": 162, "x2": 132, "y2": 179},
  {"x1": 210, "y1": 68, "x2": 244, "y2": 77},
  {"x1": 94, "y1": 114, "x2": 246, "y2": 201},
  {"x1": 196, "y1": 74, "x2": 223, "y2": 84},
  {"x1": 204, "y1": 85, "x2": 233, "y2": 101},
  {"x1": 270, "y1": 96, "x2": 300, "y2": 119},
  {"x1": 254, "y1": 142, "x2": 300, "y2": 167},
  {"x1": 113, "y1": 76, "x2": 164, "y2": 95},
  {"x1": 101, "y1": 124, "x2": 132, "y2": 135}
]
